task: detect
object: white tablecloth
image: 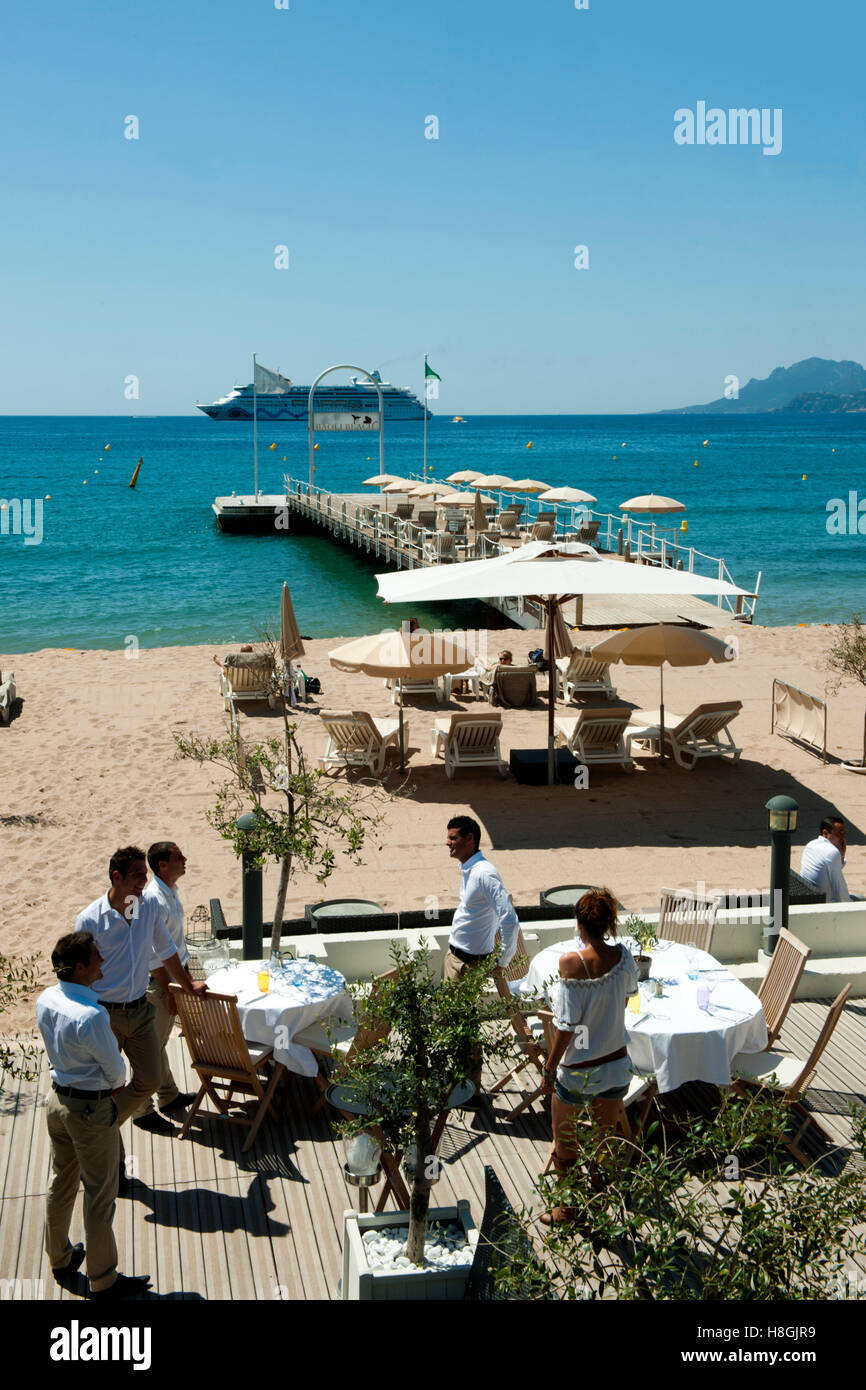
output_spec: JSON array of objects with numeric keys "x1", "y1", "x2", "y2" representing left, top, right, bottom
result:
[
  {"x1": 516, "y1": 937, "x2": 768, "y2": 1093},
  {"x1": 205, "y1": 959, "x2": 353, "y2": 1078}
]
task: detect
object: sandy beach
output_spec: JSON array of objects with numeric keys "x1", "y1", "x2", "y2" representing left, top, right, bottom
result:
[{"x1": 2, "y1": 622, "x2": 865, "y2": 1033}]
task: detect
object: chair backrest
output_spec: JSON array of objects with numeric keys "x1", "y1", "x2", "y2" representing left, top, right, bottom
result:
[
  {"x1": 344, "y1": 967, "x2": 400, "y2": 1064},
  {"x1": 501, "y1": 927, "x2": 531, "y2": 986},
  {"x1": 573, "y1": 706, "x2": 631, "y2": 749},
  {"x1": 445, "y1": 713, "x2": 502, "y2": 751},
  {"x1": 171, "y1": 987, "x2": 254, "y2": 1074},
  {"x1": 490, "y1": 666, "x2": 537, "y2": 709},
  {"x1": 658, "y1": 888, "x2": 720, "y2": 952},
  {"x1": 671, "y1": 700, "x2": 742, "y2": 737},
  {"x1": 417, "y1": 509, "x2": 437, "y2": 530},
  {"x1": 757, "y1": 927, "x2": 811, "y2": 1046},
  {"x1": 578, "y1": 520, "x2": 601, "y2": 542},
  {"x1": 321, "y1": 710, "x2": 380, "y2": 750},
  {"x1": 566, "y1": 650, "x2": 612, "y2": 685},
  {"x1": 224, "y1": 656, "x2": 275, "y2": 693},
  {"x1": 790, "y1": 984, "x2": 851, "y2": 1096},
  {"x1": 530, "y1": 522, "x2": 555, "y2": 542},
  {"x1": 394, "y1": 502, "x2": 414, "y2": 519}
]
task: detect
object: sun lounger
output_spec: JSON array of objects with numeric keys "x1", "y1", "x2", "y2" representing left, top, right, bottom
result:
[
  {"x1": 431, "y1": 712, "x2": 508, "y2": 779},
  {"x1": 388, "y1": 676, "x2": 444, "y2": 704},
  {"x1": 219, "y1": 652, "x2": 276, "y2": 719},
  {"x1": 555, "y1": 648, "x2": 617, "y2": 702},
  {"x1": 0, "y1": 670, "x2": 17, "y2": 725},
  {"x1": 423, "y1": 531, "x2": 456, "y2": 564},
  {"x1": 625, "y1": 701, "x2": 743, "y2": 769},
  {"x1": 554, "y1": 706, "x2": 635, "y2": 771},
  {"x1": 319, "y1": 710, "x2": 405, "y2": 776},
  {"x1": 481, "y1": 664, "x2": 538, "y2": 709}
]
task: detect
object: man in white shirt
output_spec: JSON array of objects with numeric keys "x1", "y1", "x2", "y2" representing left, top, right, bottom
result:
[
  {"x1": 800, "y1": 816, "x2": 851, "y2": 903},
  {"x1": 444, "y1": 815, "x2": 520, "y2": 1094},
  {"x1": 37, "y1": 931, "x2": 151, "y2": 1299},
  {"x1": 75, "y1": 845, "x2": 206, "y2": 1148},
  {"x1": 134, "y1": 841, "x2": 198, "y2": 1129}
]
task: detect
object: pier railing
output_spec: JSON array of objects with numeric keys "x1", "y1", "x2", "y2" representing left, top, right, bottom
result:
[{"x1": 285, "y1": 475, "x2": 760, "y2": 622}]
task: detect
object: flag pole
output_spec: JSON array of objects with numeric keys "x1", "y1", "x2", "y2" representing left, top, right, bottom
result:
[
  {"x1": 423, "y1": 354, "x2": 428, "y2": 476},
  {"x1": 252, "y1": 352, "x2": 259, "y2": 499}
]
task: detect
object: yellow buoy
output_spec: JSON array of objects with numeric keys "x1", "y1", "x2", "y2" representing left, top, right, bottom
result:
[
  {"x1": 94, "y1": 469, "x2": 99, "y2": 474},
  {"x1": 129, "y1": 458, "x2": 142, "y2": 489},
  {"x1": 694, "y1": 460, "x2": 699, "y2": 467},
  {"x1": 526, "y1": 441, "x2": 533, "y2": 448},
  {"x1": 314, "y1": 443, "x2": 319, "y2": 451},
  {"x1": 702, "y1": 439, "x2": 709, "y2": 446},
  {"x1": 283, "y1": 456, "x2": 287, "y2": 461},
  {"x1": 83, "y1": 480, "x2": 88, "y2": 485},
  {"x1": 269, "y1": 442, "x2": 276, "y2": 451},
  {"x1": 45, "y1": 494, "x2": 51, "y2": 500},
  {"x1": 104, "y1": 443, "x2": 111, "y2": 451},
  {"x1": 681, "y1": 519, "x2": 688, "y2": 532},
  {"x1": 612, "y1": 455, "x2": 616, "y2": 460},
  {"x1": 802, "y1": 474, "x2": 807, "y2": 481}
]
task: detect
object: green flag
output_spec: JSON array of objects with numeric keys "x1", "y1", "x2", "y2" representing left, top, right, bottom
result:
[{"x1": 424, "y1": 360, "x2": 441, "y2": 381}]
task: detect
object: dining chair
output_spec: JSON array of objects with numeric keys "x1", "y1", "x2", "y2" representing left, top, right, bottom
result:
[
  {"x1": 488, "y1": 930, "x2": 551, "y2": 1120},
  {"x1": 294, "y1": 967, "x2": 400, "y2": 1116},
  {"x1": 732, "y1": 984, "x2": 850, "y2": 1165},
  {"x1": 658, "y1": 888, "x2": 721, "y2": 953},
  {"x1": 756, "y1": 927, "x2": 811, "y2": 1047},
  {"x1": 169, "y1": 986, "x2": 286, "y2": 1153}
]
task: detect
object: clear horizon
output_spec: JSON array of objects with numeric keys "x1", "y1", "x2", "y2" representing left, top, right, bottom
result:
[{"x1": 2, "y1": 0, "x2": 863, "y2": 415}]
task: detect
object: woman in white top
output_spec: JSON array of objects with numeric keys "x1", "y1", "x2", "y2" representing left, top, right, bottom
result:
[{"x1": 540, "y1": 887, "x2": 637, "y2": 1224}]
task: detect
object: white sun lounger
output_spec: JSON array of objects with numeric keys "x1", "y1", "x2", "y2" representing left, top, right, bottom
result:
[
  {"x1": 431, "y1": 712, "x2": 508, "y2": 780},
  {"x1": 554, "y1": 707, "x2": 634, "y2": 771},
  {"x1": 625, "y1": 701, "x2": 743, "y2": 769},
  {"x1": 319, "y1": 710, "x2": 404, "y2": 776}
]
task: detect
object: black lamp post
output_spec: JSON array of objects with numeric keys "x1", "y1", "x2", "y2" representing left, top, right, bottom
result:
[
  {"x1": 764, "y1": 795, "x2": 799, "y2": 956},
  {"x1": 236, "y1": 812, "x2": 263, "y2": 960}
]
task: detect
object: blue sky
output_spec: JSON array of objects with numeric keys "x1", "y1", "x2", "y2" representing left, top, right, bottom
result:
[{"x1": 2, "y1": 0, "x2": 864, "y2": 414}]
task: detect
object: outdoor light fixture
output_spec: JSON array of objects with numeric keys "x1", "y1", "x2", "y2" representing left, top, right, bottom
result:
[
  {"x1": 343, "y1": 1133, "x2": 383, "y2": 1213},
  {"x1": 764, "y1": 795, "x2": 800, "y2": 955}
]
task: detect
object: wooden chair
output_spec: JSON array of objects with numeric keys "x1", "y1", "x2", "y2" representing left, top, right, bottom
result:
[
  {"x1": 488, "y1": 933, "x2": 550, "y2": 1119},
  {"x1": 626, "y1": 701, "x2": 743, "y2": 769},
  {"x1": 431, "y1": 712, "x2": 508, "y2": 779},
  {"x1": 169, "y1": 985, "x2": 285, "y2": 1153},
  {"x1": 755, "y1": 927, "x2": 811, "y2": 1047},
  {"x1": 293, "y1": 967, "x2": 400, "y2": 1116},
  {"x1": 658, "y1": 888, "x2": 721, "y2": 952},
  {"x1": 318, "y1": 710, "x2": 404, "y2": 776},
  {"x1": 732, "y1": 984, "x2": 851, "y2": 1164},
  {"x1": 554, "y1": 707, "x2": 635, "y2": 771}
]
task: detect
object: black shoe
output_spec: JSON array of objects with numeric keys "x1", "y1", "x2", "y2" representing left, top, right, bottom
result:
[
  {"x1": 52, "y1": 1243, "x2": 86, "y2": 1282},
  {"x1": 133, "y1": 1112, "x2": 176, "y2": 1136},
  {"x1": 161, "y1": 1091, "x2": 196, "y2": 1117},
  {"x1": 89, "y1": 1272, "x2": 152, "y2": 1301},
  {"x1": 117, "y1": 1164, "x2": 137, "y2": 1197}
]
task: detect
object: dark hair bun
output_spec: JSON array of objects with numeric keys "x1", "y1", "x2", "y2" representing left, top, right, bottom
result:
[{"x1": 575, "y1": 887, "x2": 618, "y2": 940}]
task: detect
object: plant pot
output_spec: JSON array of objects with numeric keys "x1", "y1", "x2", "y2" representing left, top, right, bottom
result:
[
  {"x1": 341, "y1": 1202, "x2": 477, "y2": 1301},
  {"x1": 635, "y1": 954, "x2": 652, "y2": 982}
]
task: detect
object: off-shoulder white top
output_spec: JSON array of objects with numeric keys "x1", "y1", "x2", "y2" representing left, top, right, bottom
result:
[{"x1": 551, "y1": 944, "x2": 638, "y2": 1067}]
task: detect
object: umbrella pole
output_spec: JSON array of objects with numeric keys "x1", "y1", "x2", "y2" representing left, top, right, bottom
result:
[
  {"x1": 398, "y1": 700, "x2": 405, "y2": 772},
  {"x1": 659, "y1": 664, "x2": 665, "y2": 766},
  {"x1": 547, "y1": 599, "x2": 556, "y2": 786}
]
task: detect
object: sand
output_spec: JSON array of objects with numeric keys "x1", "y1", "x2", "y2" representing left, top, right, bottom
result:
[{"x1": 2, "y1": 622, "x2": 865, "y2": 1033}]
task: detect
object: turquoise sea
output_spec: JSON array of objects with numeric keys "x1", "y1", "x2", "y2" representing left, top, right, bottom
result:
[{"x1": 1, "y1": 414, "x2": 864, "y2": 653}]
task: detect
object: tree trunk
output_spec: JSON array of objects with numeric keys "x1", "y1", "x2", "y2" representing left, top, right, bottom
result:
[
  {"x1": 406, "y1": 1118, "x2": 434, "y2": 1266},
  {"x1": 270, "y1": 852, "x2": 291, "y2": 954}
]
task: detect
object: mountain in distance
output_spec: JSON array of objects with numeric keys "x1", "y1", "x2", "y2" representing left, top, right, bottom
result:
[
  {"x1": 659, "y1": 357, "x2": 866, "y2": 414},
  {"x1": 776, "y1": 389, "x2": 866, "y2": 414}
]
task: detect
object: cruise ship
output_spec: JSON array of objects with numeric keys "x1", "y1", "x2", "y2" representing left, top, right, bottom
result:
[{"x1": 197, "y1": 367, "x2": 430, "y2": 422}]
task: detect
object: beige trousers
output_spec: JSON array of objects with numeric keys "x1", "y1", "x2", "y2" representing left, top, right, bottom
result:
[
  {"x1": 45, "y1": 1089, "x2": 120, "y2": 1293},
  {"x1": 135, "y1": 977, "x2": 180, "y2": 1115},
  {"x1": 106, "y1": 999, "x2": 161, "y2": 1127}
]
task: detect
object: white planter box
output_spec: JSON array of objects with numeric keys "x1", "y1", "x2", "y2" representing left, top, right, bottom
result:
[{"x1": 341, "y1": 1202, "x2": 477, "y2": 1301}]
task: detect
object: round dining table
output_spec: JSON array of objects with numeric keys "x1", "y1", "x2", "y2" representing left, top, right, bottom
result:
[
  {"x1": 204, "y1": 957, "x2": 353, "y2": 1077},
  {"x1": 516, "y1": 937, "x2": 768, "y2": 1093}
]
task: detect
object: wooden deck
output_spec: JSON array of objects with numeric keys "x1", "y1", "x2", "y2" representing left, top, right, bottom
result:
[{"x1": 2, "y1": 998, "x2": 863, "y2": 1301}]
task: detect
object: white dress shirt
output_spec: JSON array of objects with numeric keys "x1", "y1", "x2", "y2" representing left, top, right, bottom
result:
[
  {"x1": 449, "y1": 851, "x2": 520, "y2": 966},
  {"x1": 75, "y1": 892, "x2": 177, "y2": 1003},
  {"x1": 36, "y1": 982, "x2": 127, "y2": 1090},
  {"x1": 144, "y1": 876, "x2": 190, "y2": 970},
  {"x1": 800, "y1": 837, "x2": 850, "y2": 903}
]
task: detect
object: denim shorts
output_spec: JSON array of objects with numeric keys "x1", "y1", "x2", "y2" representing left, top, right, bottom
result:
[{"x1": 555, "y1": 1054, "x2": 633, "y2": 1104}]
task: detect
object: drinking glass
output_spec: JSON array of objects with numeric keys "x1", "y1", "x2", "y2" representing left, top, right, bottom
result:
[
  {"x1": 256, "y1": 965, "x2": 269, "y2": 993},
  {"x1": 627, "y1": 990, "x2": 642, "y2": 1014},
  {"x1": 686, "y1": 941, "x2": 700, "y2": 981}
]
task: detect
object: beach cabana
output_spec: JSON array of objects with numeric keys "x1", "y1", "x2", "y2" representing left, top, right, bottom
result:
[{"x1": 375, "y1": 542, "x2": 748, "y2": 783}]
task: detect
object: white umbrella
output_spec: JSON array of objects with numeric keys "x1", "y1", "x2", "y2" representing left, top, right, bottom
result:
[
  {"x1": 436, "y1": 491, "x2": 496, "y2": 507},
  {"x1": 329, "y1": 627, "x2": 476, "y2": 770},
  {"x1": 446, "y1": 469, "x2": 484, "y2": 484},
  {"x1": 363, "y1": 474, "x2": 403, "y2": 486},
  {"x1": 408, "y1": 482, "x2": 452, "y2": 498},
  {"x1": 472, "y1": 473, "x2": 518, "y2": 489},
  {"x1": 591, "y1": 623, "x2": 732, "y2": 765},
  {"x1": 510, "y1": 478, "x2": 551, "y2": 493},
  {"x1": 375, "y1": 542, "x2": 747, "y2": 783},
  {"x1": 620, "y1": 493, "x2": 686, "y2": 550},
  {"x1": 538, "y1": 487, "x2": 597, "y2": 505}
]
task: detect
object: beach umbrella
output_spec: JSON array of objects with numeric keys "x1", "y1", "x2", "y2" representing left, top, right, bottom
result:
[
  {"x1": 437, "y1": 491, "x2": 496, "y2": 507},
  {"x1": 375, "y1": 542, "x2": 747, "y2": 784},
  {"x1": 409, "y1": 482, "x2": 452, "y2": 498},
  {"x1": 550, "y1": 604, "x2": 574, "y2": 662},
  {"x1": 538, "y1": 487, "x2": 597, "y2": 505},
  {"x1": 384, "y1": 479, "x2": 413, "y2": 492},
  {"x1": 446, "y1": 470, "x2": 484, "y2": 484},
  {"x1": 472, "y1": 473, "x2": 518, "y2": 489},
  {"x1": 328, "y1": 627, "x2": 476, "y2": 770},
  {"x1": 280, "y1": 581, "x2": 305, "y2": 708},
  {"x1": 510, "y1": 478, "x2": 551, "y2": 493},
  {"x1": 590, "y1": 623, "x2": 731, "y2": 765},
  {"x1": 363, "y1": 474, "x2": 403, "y2": 486},
  {"x1": 620, "y1": 493, "x2": 686, "y2": 549}
]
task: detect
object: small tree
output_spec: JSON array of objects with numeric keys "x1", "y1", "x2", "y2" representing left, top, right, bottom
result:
[
  {"x1": 1, "y1": 952, "x2": 42, "y2": 1090},
  {"x1": 825, "y1": 615, "x2": 866, "y2": 766},
  {"x1": 496, "y1": 1088, "x2": 866, "y2": 1300},
  {"x1": 337, "y1": 941, "x2": 514, "y2": 1266}
]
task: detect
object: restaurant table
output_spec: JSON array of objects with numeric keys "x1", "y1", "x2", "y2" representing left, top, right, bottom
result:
[
  {"x1": 205, "y1": 957, "x2": 352, "y2": 1077},
  {"x1": 515, "y1": 937, "x2": 768, "y2": 1094}
]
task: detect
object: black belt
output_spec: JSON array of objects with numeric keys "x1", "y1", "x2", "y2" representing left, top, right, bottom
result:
[
  {"x1": 448, "y1": 944, "x2": 490, "y2": 966},
  {"x1": 53, "y1": 1084, "x2": 114, "y2": 1100},
  {"x1": 564, "y1": 1045, "x2": 628, "y2": 1072},
  {"x1": 102, "y1": 995, "x2": 146, "y2": 1012}
]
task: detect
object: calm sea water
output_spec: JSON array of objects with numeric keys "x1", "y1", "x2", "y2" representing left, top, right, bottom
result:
[{"x1": 1, "y1": 414, "x2": 863, "y2": 652}]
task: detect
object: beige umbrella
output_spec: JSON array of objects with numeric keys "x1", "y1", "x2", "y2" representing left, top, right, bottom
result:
[
  {"x1": 550, "y1": 604, "x2": 574, "y2": 662},
  {"x1": 383, "y1": 479, "x2": 413, "y2": 492},
  {"x1": 329, "y1": 627, "x2": 476, "y2": 769},
  {"x1": 363, "y1": 474, "x2": 403, "y2": 486},
  {"x1": 409, "y1": 482, "x2": 452, "y2": 498},
  {"x1": 620, "y1": 494, "x2": 686, "y2": 549},
  {"x1": 437, "y1": 491, "x2": 496, "y2": 507},
  {"x1": 590, "y1": 623, "x2": 731, "y2": 764},
  {"x1": 280, "y1": 582, "x2": 305, "y2": 707},
  {"x1": 538, "y1": 487, "x2": 597, "y2": 505},
  {"x1": 472, "y1": 473, "x2": 518, "y2": 489},
  {"x1": 446, "y1": 469, "x2": 484, "y2": 483},
  {"x1": 510, "y1": 478, "x2": 551, "y2": 493}
]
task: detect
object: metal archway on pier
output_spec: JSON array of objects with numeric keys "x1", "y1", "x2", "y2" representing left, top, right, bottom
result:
[{"x1": 307, "y1": 365, "x2": 385, "y2": 485}]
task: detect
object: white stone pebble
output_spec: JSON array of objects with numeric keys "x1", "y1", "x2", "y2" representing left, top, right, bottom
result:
[{"x1": 361, "y1": 1222, "x2": 473, "y2": 1272}]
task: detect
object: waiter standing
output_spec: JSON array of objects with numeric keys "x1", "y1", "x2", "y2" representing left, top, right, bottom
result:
[{"x1": 37, "y1": 931, "x2": 151, "y2": 1299}]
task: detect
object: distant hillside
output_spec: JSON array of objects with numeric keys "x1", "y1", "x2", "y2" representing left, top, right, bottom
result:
[
  {"x1": 659, "y1": 357, "x2": 866, "y2": 414},
  {"x1": 774, "y1": 389, "x2": 866, "y2": 414}
]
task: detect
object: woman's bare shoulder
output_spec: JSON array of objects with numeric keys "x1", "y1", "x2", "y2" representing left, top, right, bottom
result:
[{"x1": 557, "y1": 951, "x2": 587, "y2": 978}]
